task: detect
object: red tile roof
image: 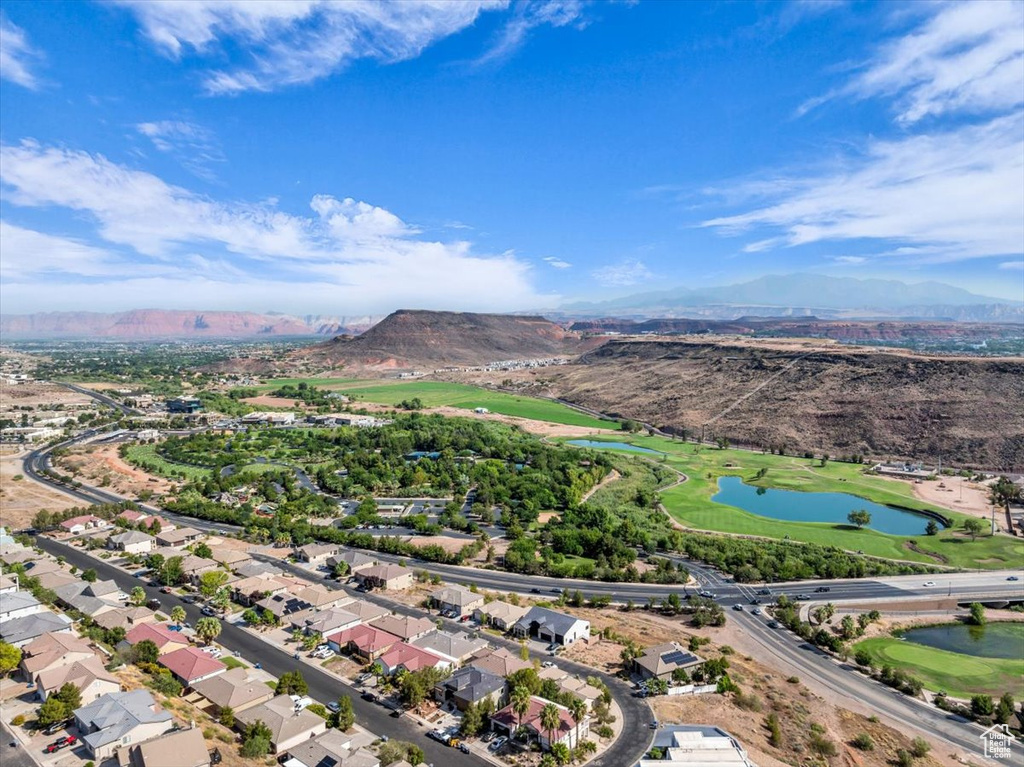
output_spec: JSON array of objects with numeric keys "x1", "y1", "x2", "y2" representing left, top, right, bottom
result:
[
  {"x1": 159, "y1": 647, "x2": 226, "y2": 683},
  {"x1": 493, "y1": 696, "x2": 574, "y2": 738},
  {"x1": 379, "y1": 643, "x2": 445, "y2": 673},
  {"x1": 125, "y1": 622, "x2": 184, "y2": 649},
  {"x1": 327, "y1": 624, "x2": 400, "y2": 654}
]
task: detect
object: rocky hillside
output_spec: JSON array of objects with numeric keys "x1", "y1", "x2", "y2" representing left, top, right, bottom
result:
[
  {"x1": 0, "y1": 310, "x2": 378, "y2": 339},
  {"x1": 551, "y1": 340, "x2": 1024, "y2": 470},
  {"x1": 297, "y1": 309, "x2": 584, "y2": 367}
]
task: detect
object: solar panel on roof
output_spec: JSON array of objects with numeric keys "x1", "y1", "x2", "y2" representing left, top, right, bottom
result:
[{"x1": 661, "y1": 650, "x2": 697, "y2": 666}]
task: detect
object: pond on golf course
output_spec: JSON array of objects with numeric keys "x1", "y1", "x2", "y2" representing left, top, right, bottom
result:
[
  {"x1": 566, "y1": 439, "x2": 665, "y2": 455},
  {"x1": 901, "y1": 622, "x2": 1024, "y2": 660},
  {"x1": 711, "y1": 475, "x2": 936, "y2": 535}
]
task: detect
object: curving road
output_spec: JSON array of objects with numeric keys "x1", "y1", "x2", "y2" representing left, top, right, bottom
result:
[{"x1": 55, "y1": 382, "x2": 141, "y2": 416}]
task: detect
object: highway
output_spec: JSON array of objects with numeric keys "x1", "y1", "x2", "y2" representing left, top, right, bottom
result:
[
  {"x1": 732, "y1": 611, "x2": 1024, "y2": 762},
  {"x1": 32, "y1": 536, "x2": 488, "y2": 767},
  {"x1": 55, "y1": 382, "x2": 141, "y2": 416}
]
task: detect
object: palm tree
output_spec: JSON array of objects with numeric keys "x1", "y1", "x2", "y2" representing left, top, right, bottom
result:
[
  {"x1": 511, "y1": 686, "x2": 531, "y2": 735},
  {"x1": 540, "y1": 702, "x2": 561, "y2": 751},
  {"x1": 567, "y1": 696, "x2": 587, "y2": 747},
  {"x1": 170, "y1": 606, "x2": 186, "y2": 626}
]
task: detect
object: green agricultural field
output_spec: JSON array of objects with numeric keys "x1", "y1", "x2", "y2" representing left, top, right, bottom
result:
[
  {"x1": 257, "y1": 378, "x2": 612, "y2": 429},
  {"x1": 854, "y1": 636, "x2": 1024, "y2": 699},
  {"x1": 557, "y1": 434, "x2": 1024, "y2": 570},
  {"x1": 122, "y1": 444, "x2": 212, "y2": 481}
]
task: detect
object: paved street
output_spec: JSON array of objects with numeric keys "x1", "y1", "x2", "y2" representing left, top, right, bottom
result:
[
  {"x1": 1, "y1": 721, "x2": 38, "y2": 767},
  {"x1": 32, "y1": 537, "x2": 488, "y2": 767}
]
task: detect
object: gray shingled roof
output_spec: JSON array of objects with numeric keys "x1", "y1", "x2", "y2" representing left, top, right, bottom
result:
[
  {"x1": 75, "y1": 690, "x2": 172, "y2": 751},
  {"x1": 439, "y1": 665, "x2": 505, "y2": 704},
  {"x1": 0, "y1": 612, "x2": 73, "y2": 644},
  {"x1": 513, "y1": 606, "x2": 584, "y2": 637}
]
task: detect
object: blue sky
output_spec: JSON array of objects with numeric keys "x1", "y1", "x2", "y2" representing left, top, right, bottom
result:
[{"x1": 1, "y1": 0, "x2": 1022, "y2": 315}]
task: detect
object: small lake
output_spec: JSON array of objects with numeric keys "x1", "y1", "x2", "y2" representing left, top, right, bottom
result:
[
  {"x1": 902, "y1": 622, "x2": 1024, "y2": 660},
  {"x1": 711, "y1": 475, "x2": 934, "y2": 535},
  {"x1": 566, "y1": 440, "x2": 664, "y2": 455}
]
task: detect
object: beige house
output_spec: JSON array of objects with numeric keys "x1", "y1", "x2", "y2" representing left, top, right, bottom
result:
[
  {"x1": 632, "y1": 642, "x2": 703, "y2": 682},
  {"x1": 467, "y1": 647, "x2": 532, "y2": 678},
  {"x1": 368, "y1": 614, "x2": 435, "y2": 642},
  {"x1": 117, "y1": 727, "x2": 210, "y2": 767},
  {"x1": 235, "y1": 695, "x2": 328, "y2": 755},
  {"x1": 474, "y1": 600, "x2": 530, "y2": 631},
  {"x1": 353, "y1": 564, "x2": 413, "y2": 591},
  {"x1": 93, "y1": 607, "x2": 157, "y2": 633},
  {"x1": 207, "y1": 547, "x2": 252, "y2": 568},
  {"x1": 294, "y1": 543, "x2": 337, "y2": 564},
  {"x1": 108, "y1": 531, "x2": 154, "y2": 555},
  {"x1": 20, "y1": 631, "x2": 95, "y2": 682},
  {"x1": 190, "y1": 667, "x2": 275, "y2": 714},
  {"x1": 37, "y1": 657, "x2": 121, "y2": 705},
  {"x1": 430, "y1": 584, "x2": 485, "y2": 617},
  {"x1": 155, "y1": 527, "x2": 203, "y2": 549}
]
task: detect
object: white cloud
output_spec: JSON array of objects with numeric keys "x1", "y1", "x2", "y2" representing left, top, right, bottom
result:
[
  {"x1": 802, "y1": 2, "x2": 1024, "y2": 124},
  {"x1": 116, "y1": 0, "x2": 508, "y2": 94},
  {"x1": 999, "y1": 260, "x2": 1024, "y2": 270},
  {"x1": 543, "y1": 256, "x2": 572, "y2": 269},
  {"x1": 0, "y1": 139, "x2": 549, "y2": 314},
  {"x1": 592, "y1": 259, "x2": 652, "y2": 287},
  {"x1": 833, "y1": 255, "x2": 866, "y2": 265},
  {"x1": 702, "y1": 115, "x2": 1024, "y2": 262},
  {"x1": 0, "y1": 222, "x2": 127, "y2": 279},
  {"x1": 477, "y1": 0, "x2": 585, "y2": 65},
  {"x1": 136, "y1": 120, "x2": 226, "y2": 181},
  {"x1": 0, "y1": 15, "x2": 43, "y2": 89}
]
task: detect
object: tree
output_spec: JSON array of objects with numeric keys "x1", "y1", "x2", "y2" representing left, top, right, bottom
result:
[
  {"x1": 199, "y1": 570, "x2": 229, "y2": 598},
  {"x1": 511, "y1": 685, "x2": 532, "y2": 730},
  {"x1": 132, "y1": 639, "x2": 160, "y2": 665},
  {"x1": 0, "y1": 642, "x2": 22, "y2": 677},
  {"x1": 130, "y1": 586, "x2": 146, "y2": 606},
  {"x1": 161, "y1": 556, "x2": 184, "y2": 586},
  {"x1": 54, "y1": 683, "x2": 82, "y2": 712},
  {"x1": 240, "y1": 720, "x2": 272, "y2": 758},
  {"x1": 540, "y1": 703, "x2": 562, "y2": 751},
  {"x1": 276, "y1": 670, "x2": 308, "y2": 696},
  {"x1": 550, "y1": 742, "x2": 571, "y2": 765},
  {"x1": 971, "y1": 694, "x2": 994, "y2": 718},
  {"x1": 241, "y1": 608, "x2": 261, "y2": 625},
  {"x1": 194, "y1": 617, "x2": 222, "y2": 645},
  {"x1": 461, "y1": 701, "x2": 484, "y2": 737},
  {"x1": 193, "y1": 542, "x2": 212, "y2": 559},
  {"x1": 37, "y1": 697, "x2": 68, "y2": 727},
  {"x1": 332, "y1": 560, "x2": 350, "y2": 579},
  {"x1": 968, "y1": 602, "x2": 986, "y2": 626},
  {"x1": 145, "y1": 553, "x2": 165, "y2": 571},
  {"x1": 963, "y1": 518, "x2": 984, "y2": 541},
  {"x1": 333, "y1": 696, "x2": 354, "y2": 731},
  {"x1": 81, "y1": 569, "x2": 97, "y2": 583},
  {"x1": 847, "y1": 510, "x2": 871, "y2": 529},
  {"x1": 218, "y1": 706, "x2": 234, "y2": 728},
  {"x1": 925, "y1": 520, "x2": 939, "y2": 536},
  {"x1": 567, "y1": 696, "x2": 587, "y2": 748},
  {"x1": 995, "y1": 693, "x2": 1016, "y2": 724},
  {"x1": 170, "y1": 606, "x2": 186, "y2": 626}
]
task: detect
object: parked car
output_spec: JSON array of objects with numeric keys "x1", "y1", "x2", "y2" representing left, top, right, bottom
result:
[
  {"x1": 201, "y1": 606, "x2": 217, "y2": 616},
  {"x1": 649, "y1": 720, "x2": 659, "y2": 729},
  {"x1": 361, "y1": 692, "x2": 377, "y2": 702},
  {"x1": 488, "y1": 737, "x2": 507, "y2": 752},
  {"x1": 43, "y1": 720, "x2": 71, "y2": 736},
  {"x1": 458, "y1": 743, "x2": 470, "y2": 753},
  {"x1": 327, "y1": 701, "x2": 341, "y2": 713},
  {"x1": 146, "y1": 598, "x2": 161, "y2": 610},
  {"x1": 180, "y1": 595, "x2": 198, "y2": 604},
  {"x1": 159, "y1": 586, "x2": 172, "y2": 594},
  {"x1": 44, "y1": 736, "x2": 76, "y2": 753}
]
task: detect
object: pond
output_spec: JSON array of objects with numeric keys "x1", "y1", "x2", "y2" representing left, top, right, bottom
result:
[
  {"x1": 566, "y1": 439, "x2": 665, "y2": 455},
  {"x1": 901, "y1": 622, "x2": 1024, "y2": 660},
  {"x1": 711, "y1": 475, "x2": 935, "y2": 535}
]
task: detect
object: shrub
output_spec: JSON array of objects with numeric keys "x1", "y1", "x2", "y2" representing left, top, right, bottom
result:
[
  {"x1": 851, "y1": 733, "x2": 874, "y2": 751},
  {"x1": 909, "y1": 738, "x2": 931, "y2": 758},
  {"x1": 595, "y1": 724, "x2": 614, "y2": 738},
  {"x1": 11, "y1": 714, "x2": 25, "y2": 726},
  {"x1": 896, "y1": 749, "x2": 914, "y2": 767},
  {"x1": 809, "y1": 733, "x2": 837, "y2": 757},
  {"x1": 734, "y1": 692, "x2": 762, "y2": 712},
  {"x1": 786, "y1": 676, "x2": 800, "y2": 684}
]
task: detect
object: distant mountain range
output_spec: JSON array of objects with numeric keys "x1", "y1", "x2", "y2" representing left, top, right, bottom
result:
[
  {"x1": 559, "y1": 274, "x2": 1021, "y2": 322},
  {"x1": 0, "y1": 310, "x2": 382, "y2": 339}
]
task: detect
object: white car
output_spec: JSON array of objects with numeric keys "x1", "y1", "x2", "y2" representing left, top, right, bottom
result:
[{"x1": 923, "y1": 581, "x2": 936, "y2": 587}]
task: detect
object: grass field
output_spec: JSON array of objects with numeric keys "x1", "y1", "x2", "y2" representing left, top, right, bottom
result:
[
  {"x1": 854, "y1": 636, "x2": 1024, "y2": 699},
  {"x1": 122, "y1": 444, "x2": 212, "y2": 480},
  {"x1": 557, "y1": 435, "x2": 1024, "y2": 570},
  {"x1": 257, "y1": 378, "x2": 612, "y2": 429}
]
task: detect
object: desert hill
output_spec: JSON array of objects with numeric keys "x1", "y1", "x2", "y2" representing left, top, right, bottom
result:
[
  {"x1": 534, "y1": 339, "x2": 1024, "y2": 470},
  {"x1": 0, "y1": 310, "x2": 378, "y2": 339},
  {"x1": 296, "y1": 309, "x2": 584, "y2": 368}
]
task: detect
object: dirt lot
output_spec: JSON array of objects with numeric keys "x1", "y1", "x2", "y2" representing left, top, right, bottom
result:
[
  {"x1": 0, "y1": 447, "x2": 78, "y2": 528},
  {"x1": 908, "y1": 476, "x2": 995, "y2": 520},
  {"x1": 241, "y1": 394, "x2": 311, "y2": 409},
  {"x1": 0, "y1": 380, "x2": 94, "y2": 410},
  {"x1": 55, "y1": 443, "x2": 175, "y2": 498}
]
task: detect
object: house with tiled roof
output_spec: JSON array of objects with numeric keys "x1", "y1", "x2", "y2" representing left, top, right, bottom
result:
[
  {"x1": 326, "y1": 624, "x2": 400, "y2": 662},
  {"x1": 20, "y1": 631, "x2": 95, "y2": 680},
  {"x1": 491, "y1": 695, "x2": 588, "y2": 751},
  {"x1": 117, "y1": 727, "x2": 210, "y2": 767},
  {"x1": 93, "y1": 606, "x2": 157, "y2": 632},
  {"x1": 474, "y1": 600, "x2": 530, "y2": 631},
  {"x1": 121, "y1": 622, "x2": 189, "y2": 655},
  {"x1": 466, "y1": 647, "x2": 532, "y2": 678},
  {"x1": 410, "y1": 629, "x2": 489, "y2": 666},
  {"x1": 234, "y1": 695, "x2": 327, "y2": 755},
  {"x1": 287, "y1": 607, "x2": 362, "y2": 637},
  {"x1": 435, "y1": 665, "x2": 506, "y2": 711},
  {"x1": 632, "y1": 642, "x2": 703, "y2": 682},
  {"x1": 59, "y1": 515, "x2": 109, "y2": 535},
  {"x1": 191, "y1": 667, "x2": 274, "y2": 714},
  {"x1": 159, "y1": 646, "x2": 227, "y2": 686},
  {"x1": 377, "y1": 643, "x2": 448, "y2": 676},
  {"x1": 512, "y1": 607, "x2": 590, "y2": 646},
  {"x1": 353, "y1": 564, "x2": 412, "y2": 591},
  {"x1": 0, "y1": 612, "x2": 73, "y2": 647},
  {"x1": 430, "y1": 584, "x2": 485, "y2": 617},
  {"x1": 368, "y1": 614, "x2": 435, "y2": 642},
  {"x1": 0, "y1": 590, "x2": 44, "y2": 622},
  {"x1": 37, "y1": 657, "x2": 120, "y2": 705},
  {"x1": 109, "y1": 530, "x2": 154, "y2": 555}
]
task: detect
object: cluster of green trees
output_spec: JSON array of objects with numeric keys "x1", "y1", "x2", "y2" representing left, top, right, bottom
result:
[{"x1": 37, "y1": 683, "x2": 83, "y2": 726}]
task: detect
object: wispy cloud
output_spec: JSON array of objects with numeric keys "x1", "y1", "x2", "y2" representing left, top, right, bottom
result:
[
  {"x1": 116, "y1": 0, "x2": 509, "y2": 94},
  {"x1": 543, "y1": 256, "x2": 572, "y2": 269},
  {"x1": 592, "y1": 258, "x2": 652, "y2": 287},
  {"x1": 833, "y1": 255, "x2": 866, "y2": 265},
  {"x1": 476, "y1": 0, "x2": 586, "y2": 65},
  {"x1": 136, "y1": 120, "x2": 226, "y2": 181},
  {"x1": 999, "y1": 260, "x2": 1024, "y2": 271},
  {"x1": 702, "y1": 3, "x2": 1024, "y2": 265},
  {"x1": 800, "y1": 2, "x2": 1024, "y2": 123},
  {"x1": 0, "y1": 14, "x2": 43, "y2": 89},
  {"x1": 0, "y1": 139, "x2": 549, "y2": 314}
]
